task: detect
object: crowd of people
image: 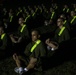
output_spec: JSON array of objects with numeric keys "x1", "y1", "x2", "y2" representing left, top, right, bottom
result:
[{"x1": 0, "y1": 3, "x2": 76, "y2": 75}]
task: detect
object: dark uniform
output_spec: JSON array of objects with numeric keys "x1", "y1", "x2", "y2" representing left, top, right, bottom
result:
[
  {"x1": 54, "y1": 27, "x2": 70, "y2": 44},
  {"x1": 19, "y1": 40, "x2": 46, "y2": 75},
  {"x1": 68, "y1": 16, "x2": 76, "y2": 37},
  {"x1": 63, "y1": 20, "x2": 70, "y2": 31},
  {"x1": 0, "y1": 33, "x2": 12, "y2": 58},
  {"x1": 13, "y1": 24, "x2": 30, "y2": 53},
  {"x1": 0, "y1": 33, "x2": 8, "y2": 50},
  {"x1": 17, "y1": 24, "x2": 29, "y2": 40},
  {"x1": 24, "y1": 41, "x2": 46, "y2": 70}
]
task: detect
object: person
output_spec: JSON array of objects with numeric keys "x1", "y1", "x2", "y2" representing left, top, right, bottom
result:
[
  {"x1": 9, "y1": 17, "x2": 30, "y2": 53},
  {"x1": 45, "y1": 18, "x2": 70, "y2": 51},
  {"x1": 13, "y1": 29, "x2": 46, "y2": 75},
  {"x1": 69, "y1": 11, "x2": 76, "y2": 26},
  {"x1": 10, "y1": 17, "x2": 29, "y2": 43},
  {"x1": 0, "y1": 25, "x2": 12, "y2": 58},
  {"x1": 60, "y1": 14, "x2": 70, "y2": 31},
  {"x1": 68, "y1": 11, "x2": 76, "y2": 37}
]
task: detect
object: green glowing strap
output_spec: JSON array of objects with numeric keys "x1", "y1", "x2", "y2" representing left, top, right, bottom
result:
[
  {"x1": 20, "y1": 24, "x2": 26, "y2": 33},
  {"x1": 30, "y1": 40, "x2": 41, "y2": 52},
  {"x1": 70, "y1": 16, "x2": 76, "y2": 24},
  {"x1": 1, "y1": 33, "x2": 6, "y2": 40},
  {"x1": 58, "y1": 26, "x2": 65, "y2": 36},
  {"x1": 51, "y1": 12, "x2": 55, "y2": 19}
]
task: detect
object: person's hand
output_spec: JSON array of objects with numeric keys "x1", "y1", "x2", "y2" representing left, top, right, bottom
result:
[
  {"x1": 13, "y1": 53, "x2": 18, "y2": 61},
  {"x1": 45, "y1": 38, "x2": 50, "y2": 44},
  {"x1": 17, "y1": 37, "x2": 22, "y2": 43}
]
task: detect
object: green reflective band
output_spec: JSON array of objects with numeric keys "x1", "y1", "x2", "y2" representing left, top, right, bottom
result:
[
  {"x1": 20, "y1": 24, "x2": 26, "y2": 33},
  {"x1": 17, "y1": 12, "x2": 20, "y2": 16},
  {"x1": 55, "y1": 6, "x2": 58, "y2": 9},
  {"x1": 35, "y1": 8, "x2": 38, "y2": 12},
  {"x1": 70, "y1": 16, "x2": 76, "y2": 24},
  {"x1": 75, "y1": 9, "x2": 76, "y2": 11},
  {"x1": 51, "y1": 12, "x2": 55, "y2": 19},
  {"x1": 32, "y1": 12, "x2": 35, "y2": 17},
  {"x1": 63, "y1": 8, "x2": 65, "y2": 11},
  {"x1": 67, "y1": 8, "x2": 69, "y2": 13},
  {"x1": 63, "y1": 20, "x2": 67, "y2": 24},
  {"x1": 20, "y1": 10, "x2": 22, "y2": 12},
  {"x1": 58, "y1": 26, "x2": 65, "y2": 36},
  {"x1": 1, "y1": 33, "x2": 6, "y2": 40},
  {"x1": 16, "y1": 10, "x2": 22, "y2": 16},
  {"x1": 30, "y1": 40, "x2": 41, "y2": 52},
  {"x1": 24, "y1": 15, "x2": 30, "y2": 22},
  {"x1": 10, "y1": 16, "x2": 13, "y2": 22}
]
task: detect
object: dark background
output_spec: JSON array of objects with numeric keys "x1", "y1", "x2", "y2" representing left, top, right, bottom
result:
[{"x1": 0, "y1": 0, "x2": 76, "y2": 8}]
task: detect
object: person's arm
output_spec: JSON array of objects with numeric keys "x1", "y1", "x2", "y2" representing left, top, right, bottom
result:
[
  {"x1": 45, "y1": 38, "x2": 59, "y2": 50},
  {"x1": 17, "y1": 37, "x2": 22, "y2": 43},
  {"x1": 9, "y1": 34, "x2": 18, "y2": 43}
]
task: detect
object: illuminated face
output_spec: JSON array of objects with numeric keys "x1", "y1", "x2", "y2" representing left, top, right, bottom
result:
[
  {"x1": 71, "y1": 11, "x2": 75, "y2": 17},
  {"x1": 57, "y1": 19, "x2": 63, "y2": 27},
  {"x1": 18, "y1": 18, "x2": 24, "y2": 25},
  {"x1": 31, "y1": 31, "x2": 40, "y2": 42},
  {"x1": 60, "y1": 15, "x2": 65, "y2": 19}
]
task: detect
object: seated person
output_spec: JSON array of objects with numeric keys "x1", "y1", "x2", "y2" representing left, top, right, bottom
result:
[
  {"x1": 13, "y1": 29, "x2": 46, "y2": 75},
  {"x1": 45, "y1": 18, "x2": 70, "y2": 51},
  {"x1": 0, "y1": 25, "x2": 12, "y2": 58},
  {"x1": 10, "y1": 17, "x2": 29, "y2": 43},
  {"x1": 60, "y1": 14, "x2": 70, "y2": 31},
  {"x1": 10, "y1": 17, "x2": 30, "y2": 53}
]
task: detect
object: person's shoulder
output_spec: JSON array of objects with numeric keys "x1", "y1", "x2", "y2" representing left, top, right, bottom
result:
[
  {"x1": 26, "y1": 42, "x2": 33, "y2": 47},
  {"x1": 64, "y1": 27, "x2": 69, "y2": 32},
  {"x1": 55, "y1": 28, "x2": 60, "y2": 33},
  {"x1": 39, "y1": 41, "x2": 46, "y2": 47}
]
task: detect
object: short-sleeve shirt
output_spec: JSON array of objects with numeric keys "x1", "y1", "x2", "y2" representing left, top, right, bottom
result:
[
  {"x1": 54, "y1": 27, "x2": 70, "y2": 44},
  {"x1": 24, "y1": 41, "x2": 46, "y2": 58}
]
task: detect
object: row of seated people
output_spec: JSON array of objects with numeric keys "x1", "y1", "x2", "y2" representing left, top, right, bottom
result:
[
  {"x1": 0, "y1": 3, "x2": 76, "y2": 33},
  {"x1": 0, "y1": 4, "x2": 76, "y2": 75},
  {"x1": 0, "y1": 16, "x2": 72, "y2": 75}
]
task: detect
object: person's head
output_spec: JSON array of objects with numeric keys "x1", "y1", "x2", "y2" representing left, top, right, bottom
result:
[
  {"x1": 60, "y1": 14, "x2": 66, "y2": 19},
  {"x1": 57, "y1": 18, "x2": 64, "y2": 27},
  {"x1": 3, "y1": 8, "x2": 7, "y2": 12},
  {"x1": 0, "y1": 26, "x2": 4, "y2": 35},
  {"x1": 9, "y1": 12, "x2": 13, "y2": 17},
  {"x1": 18, "y1": 17, "x2": 24, "y2": 25},
  {"x1": 31, "y1": 29, "x2": 40, "y2": 42},
  {"x1": 18, "y1": 7, "x2": 21, "y2": 10},
  {"x1": 50, "y1": 8, "x2": 53, "y2": 12},
  {"x1": 73, "y1": 4, "x2": 76, "y2": 8},
  {"x1": 9, "y1": 9, "x2": 13, "y2": 13},
  {"x1": 64, "y1": 5, "x2": 68, "y2": 8},
  {"x1": 71, "y1": 11, "x2": 75, "y2": 17},
  {"x1": 31, "y1": 9, "x2": 34, "y2": 14}
]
